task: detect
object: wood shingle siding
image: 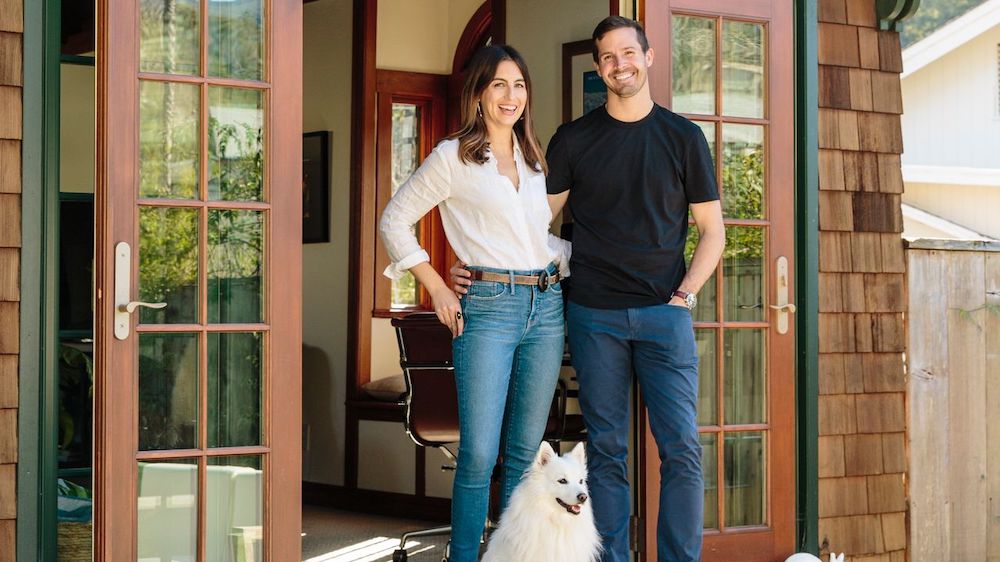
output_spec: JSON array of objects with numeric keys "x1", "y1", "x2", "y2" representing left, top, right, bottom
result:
[
  {"x1": 817, "y1": 1, "x2": 908, "y2": 560},
  {"x1": 0, "y1": 0, "x2": 20, "y2": 559}
]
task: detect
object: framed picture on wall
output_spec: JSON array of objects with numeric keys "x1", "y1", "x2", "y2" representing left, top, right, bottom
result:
[
  {"x1": 562, "y1": 39, "x2": 607, "y2": 123},
  {"x1": 302, "y1": 131, "x2": 330, "y2": 244}
]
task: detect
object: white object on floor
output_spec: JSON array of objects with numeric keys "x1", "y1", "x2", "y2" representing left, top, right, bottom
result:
[{"x1": 784, "y1": 554, "x2": 844, "y2": 562}]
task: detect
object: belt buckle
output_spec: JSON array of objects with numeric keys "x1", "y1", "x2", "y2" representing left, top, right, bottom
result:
[{"x1": 537, "y1": 274, "x2": 549, "y2": 292}]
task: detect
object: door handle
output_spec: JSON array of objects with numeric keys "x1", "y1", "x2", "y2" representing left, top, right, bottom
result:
[
  {"x1": 772, "y1": 256, "x2": 795, "y2": 335},
  {"x1": 114, "y1": 242, "x2": 167, "y2": 340},
  {"x1": 118, "y1": 301, "x2": 167, "y2": 314}
]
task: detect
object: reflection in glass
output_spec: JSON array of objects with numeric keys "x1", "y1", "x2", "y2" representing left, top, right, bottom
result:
[
  {"x1": 722, "y1": 21, "x2": 765, "y2": 119},
  {"x1": 685, "y1": 228, "x2": 717, "y2": 323},
  {"x1": 207, "y1": 456, "x2": 264, "y2": 561},
  {"x1": 138, "y1": 459, "x2": 198, "y2": 561},
  {"x1": 208, "y1": 333, "x2": 263, "y2": 447},
  {"x1": 209, "y1": 87, "x2": 264, "y2": 201},
  {"x1": 209, "y1": 0, "x2": 264, "y2": 80},
  {"x1": 391, "y1": 103, "x2": 422, "y2": 307},
  {"x1": 724, "y1": 329, "x2": 766, "y2": 425},
  {"x1": 701, "y1": 433, "x2": 719, "y2": 529},
  {"x1": 696, "y1": 330, "x2": 717, "y2": 426},
  {"x1": 672, "y1": 16, "x2": 716, "y2": 115},
  {"x1": 139, "y1": 0, "x2": 199, "y2": 75},
  {"x1": 208, "y1": 210, "x2": 263, "y2": 323},
  {"x1": 724, "y1": 432, "x2": 767, "y2": 526},
  {"x1": 723, "y1": 226, "x2": 765, "y2": 322},
  {"x1": 139, "y1": 207, "x2": 199, "y2": 324},
  {"x1": 140, "y1": 81, "x2": 200, "y2": 199},
  {"x1": 138, "y1": 333, "x2": 198, "y2": 450},
  {"x1": 722, "y1": 124, "x2": 764, "y2": 219}
]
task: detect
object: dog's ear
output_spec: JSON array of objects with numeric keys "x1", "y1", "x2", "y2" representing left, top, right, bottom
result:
[
  {"x1": 570, "y1": 442, "x2": 586, "y2": 465},
  {"x1": 535, "y1": 441, "x2": 556, "y2": 466}
]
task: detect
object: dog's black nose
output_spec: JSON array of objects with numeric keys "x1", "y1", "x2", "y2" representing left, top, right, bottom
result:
[{"x1": 578, "y1": 493, "x2": 588, "y2": 503}]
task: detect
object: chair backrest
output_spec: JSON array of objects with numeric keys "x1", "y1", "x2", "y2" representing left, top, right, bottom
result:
[{"x1": 391, "y1": 313, "x2": 460, "y2": 448}]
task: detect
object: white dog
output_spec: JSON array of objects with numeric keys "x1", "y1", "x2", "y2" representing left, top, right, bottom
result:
[{"x1": 481, "y1": 441, "x2": 601, "y2": 562}]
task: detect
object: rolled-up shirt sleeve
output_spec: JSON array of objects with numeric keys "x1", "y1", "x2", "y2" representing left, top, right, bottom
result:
[
  {"x1": 547, "y1": 233, "x2": 572, "y2": 278},
  {"x1": 379, "y1": 144, "x2": 453, "y2": 279}
]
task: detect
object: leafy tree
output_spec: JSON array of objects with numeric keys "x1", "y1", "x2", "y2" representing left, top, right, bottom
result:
[{"x1": 899, "y1": 0, "x2": 988, "y2": 47}]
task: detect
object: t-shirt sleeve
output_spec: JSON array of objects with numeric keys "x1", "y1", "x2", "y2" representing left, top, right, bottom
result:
[
  {"x1": 545, "y1": 126, "x2": 573, "y2": 194},
  {"x1": 683, "y1": 126, "x2": 720, "y2": 203}
]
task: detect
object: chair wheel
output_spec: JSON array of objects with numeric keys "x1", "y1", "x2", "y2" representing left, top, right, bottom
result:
[{"x1": 392, "y1": 549, "x2": 407, "y2": 562}]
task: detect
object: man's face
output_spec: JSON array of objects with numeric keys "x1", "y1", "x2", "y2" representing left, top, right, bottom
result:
[{"x1": 594, "y1": 27, "x2": 654, "y2": 99}]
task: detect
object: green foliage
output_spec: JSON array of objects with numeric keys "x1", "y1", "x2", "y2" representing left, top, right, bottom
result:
[{"x1": 899, "y1": 0, "x2": 989, "y2": 47}]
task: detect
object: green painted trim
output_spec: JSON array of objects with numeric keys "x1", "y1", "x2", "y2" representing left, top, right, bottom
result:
[
  {"x1": 17, "y1": 0, "x2": 44, "y2": 557},
  {"x1": 877, "y1": 0, "x2": 921, "y2": 30},
  {"x1": 794, "y1": 0, "x2": 820, "y2": 554}
]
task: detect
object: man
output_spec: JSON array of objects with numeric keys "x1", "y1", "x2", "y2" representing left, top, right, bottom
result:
[
  {"x1": 545, "y1": 15, "x2": 724, "y2": 561},
  {"x1": 454, "y1": 16, "x2": 724, "y2": 562}
]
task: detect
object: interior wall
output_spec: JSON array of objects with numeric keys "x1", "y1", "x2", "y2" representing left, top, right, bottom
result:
[
  {"x1": 376, "y1": 0, "x2": 484, "y2": 75},
  {"x1": 60, "y1": 64, "x2": 95, "y2": 194},
  {"x1": 506, "y1": 0, "x2": 609, "y2": 148},
  {"x1": 301, "y1": 0, "x2": 353, "y2": 486}
]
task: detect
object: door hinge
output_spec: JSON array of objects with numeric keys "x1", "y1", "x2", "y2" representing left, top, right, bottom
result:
[{"x1": 630, "y1": 515, "x2": 643, "y2": 552}]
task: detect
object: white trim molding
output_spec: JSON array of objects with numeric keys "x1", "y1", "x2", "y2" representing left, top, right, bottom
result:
[{"x1": 901, "y1": 164, "x2": 1000, "y2": 187}]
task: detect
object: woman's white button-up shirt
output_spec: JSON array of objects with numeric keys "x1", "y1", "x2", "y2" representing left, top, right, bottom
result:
[{"x1": 379, "y1": 137, "x2": 570, "y2": 280}]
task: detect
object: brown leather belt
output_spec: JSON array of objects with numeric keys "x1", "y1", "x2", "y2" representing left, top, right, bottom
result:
[{"x1": 470, "y1": 270, "x2": 561, "y2": 291}]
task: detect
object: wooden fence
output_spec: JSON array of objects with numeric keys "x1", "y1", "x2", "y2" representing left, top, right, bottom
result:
[{"x1": 907, "y1": 239, "x2": 1000, "y2": 561}]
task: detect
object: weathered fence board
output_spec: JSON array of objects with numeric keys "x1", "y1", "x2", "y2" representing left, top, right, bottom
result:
[{"x1": 908, "y1": 243, "x2": 999, "y2": 562}]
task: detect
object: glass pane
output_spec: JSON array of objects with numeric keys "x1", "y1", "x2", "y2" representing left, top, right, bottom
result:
[
  {"x1": 701, "y1": 433, "x2": 718, "y2": 530},
  {"x1": 208, "y1": 333, "x2": 263, "y2": 447},
  {"x1": 139, "y1": 207, "x2": 199, "y2": 324},
  {"x1": 209, "y1": 87, "x2": 264, "y2": 201},
  {"x1": 140, "y1": 81, "x2": 200, "y2": 199},
  {"x1": 724, "y1": 329, "x2": 766, "y2": 425},
  {"x1": 722, "y1": 124, "x2": 764, "y2": 219},
  {"x1": 207, "y1": 456, "x2": 264, "y2": 562},
  {"x1": 208, "y1": 210, "x2": 263, "y2": 323},
  {"x1": 696, "y1": 330, "x2": 717, "y2": 426},
  {"x1": 722, "y1": 20, "x2": 765, "y2": 119},
  {"x1": 391, "y1": 103, "x2": 422, "y2": 307},
  {"x1": 209, "y1": 0, "x2": 264, "y2": 80},
  {"x1": 724, "y1": 431, "x2": 767, "y2": 526},
  {"x1": 723, "y1": 226, "x2": 765, "y2": 322},
  {"x1": 685, "y1": 228, "x2": 717, "y2": 323},
  {"x1": 672, "y1": 15, "x2": 716, "y2": 115},
  {"x1": 139, "y1": 333, "x2": 199, "y2": 451},
  {"x1": 138, "y1": 459, "x2": 198, "y2": 561},
  {"x1": 139, "y1": 0, "x2": 199, "y2": 75}
]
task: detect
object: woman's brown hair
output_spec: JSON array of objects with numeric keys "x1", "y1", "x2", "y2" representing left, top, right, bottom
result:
[{"x1": 447, "y1": 45, "x2": 548, "y2": 175}]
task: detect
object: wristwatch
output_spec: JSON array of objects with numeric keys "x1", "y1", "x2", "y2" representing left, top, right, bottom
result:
[{"x1": 671, "y1": 290, "x2": 697, "y2": 310}]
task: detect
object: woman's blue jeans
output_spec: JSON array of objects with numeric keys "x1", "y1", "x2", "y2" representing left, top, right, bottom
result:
[{"x1": 448, "y1": 264, "x2": 564, "y2": 562}]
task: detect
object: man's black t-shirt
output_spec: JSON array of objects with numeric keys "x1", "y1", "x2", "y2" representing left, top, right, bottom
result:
[{"x1": 546, "y1": 104, "x2": 719, "y2": 309}]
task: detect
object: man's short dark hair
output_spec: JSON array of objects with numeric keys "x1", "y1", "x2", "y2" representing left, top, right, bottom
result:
[{"x1": 592, "y1": 16, "x2": 650, "y2": 62}]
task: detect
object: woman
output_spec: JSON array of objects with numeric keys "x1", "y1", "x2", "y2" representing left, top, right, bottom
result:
[{"x1": 379, "y1": 45, "x2": 568, "y2": 562}]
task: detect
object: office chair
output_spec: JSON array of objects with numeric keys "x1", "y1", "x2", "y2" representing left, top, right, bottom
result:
[{"x1": 390, "y1": 313, "x2": 459, "y2": 562}]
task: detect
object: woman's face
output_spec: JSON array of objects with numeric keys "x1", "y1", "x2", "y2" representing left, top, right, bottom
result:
[{"x1": 479, "y1": 60, "x2": 527, "y2": 130}]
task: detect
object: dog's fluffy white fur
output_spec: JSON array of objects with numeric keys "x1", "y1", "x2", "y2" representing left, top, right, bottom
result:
[{"x1": 481, "y1": 441, "x2": 601, "y2": 562}]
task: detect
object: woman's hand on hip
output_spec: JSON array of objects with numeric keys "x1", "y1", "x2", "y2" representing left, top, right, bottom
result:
[
  {"x1": 430, "y1": 285, "x2": 464, "y2": 337},
  {"x1": 450, "y1": 260, "x2": 472, "y2": 297}
]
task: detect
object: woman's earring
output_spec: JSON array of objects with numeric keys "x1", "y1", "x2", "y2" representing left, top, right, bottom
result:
[{"x1": 476, "y1": 102, "x2": 483, "y2": 118}]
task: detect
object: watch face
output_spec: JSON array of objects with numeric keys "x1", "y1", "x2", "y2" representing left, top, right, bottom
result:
[{"x1": 685, "y1": 293, "x2": 697, "y2": 309}]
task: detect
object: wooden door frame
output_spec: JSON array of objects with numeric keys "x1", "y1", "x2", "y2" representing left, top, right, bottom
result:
[
  {"x1": 639, "y1": 1, "x2": 797, "y2": 560},
  {"x1": 94, "y1": 0, "x2": 302, "y2": 558}
]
